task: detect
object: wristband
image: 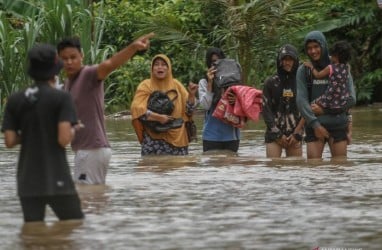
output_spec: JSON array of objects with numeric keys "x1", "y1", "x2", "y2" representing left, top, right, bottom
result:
[
  {"x1": 347, "y1": 114, "x2": 353, "y2": 122},
  {"x1": 145, "y1": 110, "x2": 152, "y2": 117},
  {"x1": 293, "y1": 133, "x2": 303, "y2": 141}
]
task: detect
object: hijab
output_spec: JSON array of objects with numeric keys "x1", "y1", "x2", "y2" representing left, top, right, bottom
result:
[{"x1": 131, "y1": 54, "x2": 190, "y2": 147}]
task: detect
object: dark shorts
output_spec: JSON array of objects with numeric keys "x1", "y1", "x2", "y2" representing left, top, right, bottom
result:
[
  {"x1": 264, "y1": 131, "x2": 289, "y2": 143},
  {"x1": 304, "y1": 126, "x2": 347, "y2": 143},
  {"x1": 20, "y1": 194, "x2": 84, "y2": 222},
  {"x1": 203, "y1": 140, "x2": 240, "y2": 152}
]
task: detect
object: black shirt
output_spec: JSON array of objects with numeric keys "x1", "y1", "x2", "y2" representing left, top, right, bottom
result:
[{"x1": 1, "y1": 84, "x2": 78, "y2": 197}]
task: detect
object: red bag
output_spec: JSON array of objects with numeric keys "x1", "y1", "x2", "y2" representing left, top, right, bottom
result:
[{"x1": 212, "y1": 91, "x2": 244, "y2": 128}]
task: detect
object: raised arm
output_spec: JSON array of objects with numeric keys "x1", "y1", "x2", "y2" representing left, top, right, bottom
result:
[{"x1": 97, "y1": 32, "x2": 155, "y2": 80}]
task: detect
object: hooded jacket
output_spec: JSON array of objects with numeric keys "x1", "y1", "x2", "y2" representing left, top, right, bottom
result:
[
  {"x1": 296, "y1": 31, "x2": 356, "y2": 129},
  {"x1": 262, "y1": 44, "x2": 301, "y2": 136}
]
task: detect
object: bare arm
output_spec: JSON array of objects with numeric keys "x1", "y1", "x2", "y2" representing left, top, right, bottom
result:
[
  {"x1": 187, "y1": 82, "x2": 198, "y2": 105},
  {"x1": 146, "y1": 111, "x2": 172, "y2": 124},
  {"x1": 312, "y1": 66, "x2": 330, "y2": 79},
  {"x1": 4, "y1": 130, "x2": 20, "y2": 148},
  {"x1": 303, "y1": 61, "x2": 330, "y2": 79},
  {"x1": 97, "y1": 32, "x2": 155, "y2": 80},
  {"x1": 58, "y1": 121, "x2": 74, "y2": 147}
]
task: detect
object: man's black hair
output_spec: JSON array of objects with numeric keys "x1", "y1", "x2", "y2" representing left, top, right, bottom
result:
[
  {"x1": 57, "y1": 37, "x2": 82, "y2": 53},
  {"x1": 330, "y1": 40, "x2": 351, "y2": 64}
]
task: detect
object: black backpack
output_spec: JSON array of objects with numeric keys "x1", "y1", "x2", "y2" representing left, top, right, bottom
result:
[
  {"x1": 140, "y1": 89, "x2": 184, "y2": 133},
  {"x1": 212, "y1": 58, "x2": 242, "y2": 88},
  {"x1": 147, "y1": 89, "x2": 177, "y2": 115}
]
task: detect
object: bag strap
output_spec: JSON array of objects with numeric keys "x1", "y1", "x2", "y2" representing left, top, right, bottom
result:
[
  {"x1": 305, "y1": 66, "x2": 313, "y2": 102},
  {"x1": 165, "y1": 89, "x2": 178, "y2": 102}
]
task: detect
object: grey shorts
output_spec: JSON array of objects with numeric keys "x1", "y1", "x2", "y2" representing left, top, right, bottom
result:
[{"x1": 74, "y1": 147, "x2": 112, "y2": 184}]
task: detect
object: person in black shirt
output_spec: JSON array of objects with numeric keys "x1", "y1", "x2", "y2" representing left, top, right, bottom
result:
[
  {"x1": 262, "y1": 44, "x2": 304, "y2": 158},
  {"x1": 1, "y1": 44, "x2": 84, "y2": 222}
]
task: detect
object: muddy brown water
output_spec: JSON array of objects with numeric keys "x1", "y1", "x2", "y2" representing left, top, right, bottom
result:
[{"x1": 1, "y1": 107, "x2": 382, "y2": 249}]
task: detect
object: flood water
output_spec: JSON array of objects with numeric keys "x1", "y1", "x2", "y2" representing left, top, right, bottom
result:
[{"x1": 1, "y1": 107, "x2": 382, "y2": 250}]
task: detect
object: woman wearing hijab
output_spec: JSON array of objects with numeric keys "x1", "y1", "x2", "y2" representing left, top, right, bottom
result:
[
  {"x1": 198, "y1": 48, "x2": 241, "y2": 153},
  {"x1": 131, "y1": 54, "x2": 198, "y2": 155},
  {"x1": 262, "y1": 44, "x2": 304, "y2": 158},
  {"x1": 296, "y1": 31, "x2": 356, "y2": 159}
]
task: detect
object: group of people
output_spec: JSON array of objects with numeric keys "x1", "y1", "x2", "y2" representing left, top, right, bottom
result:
[
  {"x1": 1, "y1": 30, "x2": 355, "y2": 223},
  {"x1": 263, "y1": 31, "x2": 355, "y2": 159}
]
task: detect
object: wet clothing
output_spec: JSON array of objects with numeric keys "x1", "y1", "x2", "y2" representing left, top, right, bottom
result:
[
  {"x1": 74, "y1": 147, "x2": 112, "y2": 184},
  {"x1": 315, "y1": 63, "x2": 350, "y2": 110},
  {"x1": 131, "y1": 54, "x2": 194, "y2": 155},
  {"x1": 20, "y1": 195, "x2": 83, "y2": 222},
  {"x1": 262, "y1": 44, "x2": 301, "y2": 143},
  {"x1": 1, "y1": 83, "x2": 84, "y2": 222},
  {"x1": 296, "y1": 31, "x2": 356, "y2": 134},
  {"x1": 141, "y1": 133, "x2": 188, "y2": 155},
  {"x1": 305, "y1": 126, "x2": 347, "y2": 143},
  {"x1": 198, "y1": 48, "x2": 240, "y2": 152},
  {"x1": 203, "y1": 140, "x2": 239, "y2": 152},
  {"x1": 64, "y1": 65, "x2": 111, "y2": 184}
]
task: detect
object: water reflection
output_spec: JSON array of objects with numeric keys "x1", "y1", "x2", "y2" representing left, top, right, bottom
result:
[
  {"x1": 77, "y1": 184, "x2": 110, "y2": 214},
  {"x1": 1, "y1": 107, "x2": 382, "y2": 249},
  {"x1": 20, "y1": 220, "x2": 83, "y2": 249}
]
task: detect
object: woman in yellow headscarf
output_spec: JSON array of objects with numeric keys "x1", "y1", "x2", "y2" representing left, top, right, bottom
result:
[{"x1": 131, "y1": 54, "x2": 198, "y2": 155}]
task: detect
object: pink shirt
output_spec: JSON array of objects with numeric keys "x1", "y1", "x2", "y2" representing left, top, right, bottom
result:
[{"x1": 65, "y1": 65, "x2": 110, "y2": 151}]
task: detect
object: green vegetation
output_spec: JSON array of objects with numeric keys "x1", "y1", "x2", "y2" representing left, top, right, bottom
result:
[{"x1": 1, "y1": 0, "x2": 381, "y2": 116}]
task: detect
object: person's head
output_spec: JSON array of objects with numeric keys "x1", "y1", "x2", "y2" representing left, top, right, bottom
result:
[
  {"x1": 205, "y1": 47, "x2": 225, "y2": 68},
  {"x1": 304, "y1": 31, "x2": 330, "y2": 69},
  {"x1": 277, "y1": 44, "x2": 299, "y2": 74},
  {"x1": 151, "y1": 54, "x2": 171, "y2": 81},
  {"x1": 57, "y1": 37, "x2": 83, "y2": 78},
  {"x1": 27, "y1": 43, "x2": 63, "y2": 82},
  {"x1": 329, "y1": 40, "x2": 351, "y2": 64}
]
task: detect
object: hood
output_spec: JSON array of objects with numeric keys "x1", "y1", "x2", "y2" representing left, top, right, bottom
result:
[
  {"x1": 205, "y1": 47, "x2": 226, "y2": 68},
  {"x1": 304, "y1": 30, "x2": 330, "y2": 70},
  {"x1": 276, "y1": 44, "x2": 299, "y2": 80}
]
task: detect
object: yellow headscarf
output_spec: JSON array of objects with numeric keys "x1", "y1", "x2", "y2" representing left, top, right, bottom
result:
[{"x1": 131, "y1": 54, "x2": 190, "y2": 147}]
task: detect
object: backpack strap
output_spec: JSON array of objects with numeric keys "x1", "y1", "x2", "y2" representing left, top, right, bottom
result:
[
  {"x1": 305, "y1": 66, "x2": 313, "y2": 102},
  {"x1": 165, "y1": 89, "x2": 178, "y2": 102}
]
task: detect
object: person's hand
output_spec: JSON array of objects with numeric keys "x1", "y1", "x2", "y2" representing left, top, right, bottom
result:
[
  {"x1": 73, "y1": 120, "x2": 85, "y2": 131},
  {"x1": 346, "y1": 121, "x2": 353, "y2": 145},
  {"x1": 158, "y1": 114, "x2": 173, "y2": 124},
  {"x1": 133, "y1": 32, "x2": 155, "y2": 51},
  {"x1": 287, "y1": 134, "x2": 296, "y2": 146},
  {"x1": 311, "y1": 103, "x2": 324, "y2": 116},
  {"x1": 313, "y1": 125, "x2": 329, "y2": 142},
  {"x1": 207, "y1": 66, "x2": 216, "y2": 82},
  {"x1": 276, "y1": 135, "x2": 289, "y2": 148},
  {"x1": 347, "y1": 131, "x2": 352, "y2": 145},
  {"x1": 304, "y1": 61, "x2": 313, "y2": 70},
  {"x1": 227, "y1": 90, "x2": 236, "y2": 105},
  {"x1": 188, "y1": 82, "x2": 198, "y2": 96}
]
